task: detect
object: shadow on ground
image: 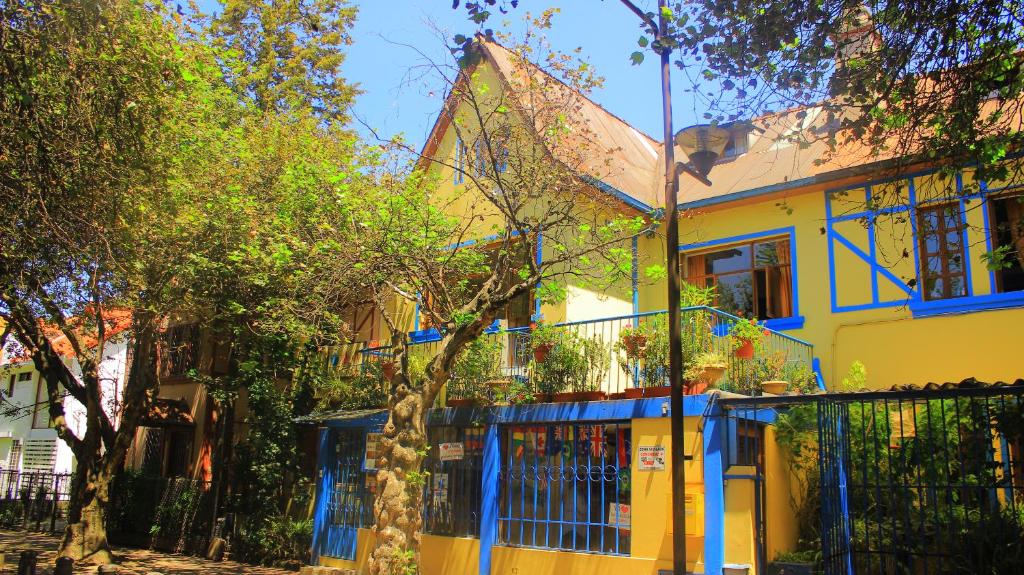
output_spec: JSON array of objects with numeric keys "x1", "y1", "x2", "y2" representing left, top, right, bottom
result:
[{"x1": 0, "y1": 530, "x2": 295, "y2": 574}]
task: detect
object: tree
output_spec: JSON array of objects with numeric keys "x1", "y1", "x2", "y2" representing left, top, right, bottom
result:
[
  {"x1": 205, "y1": 0, "x2": 359, "y2": 121},
  {"x1": 356, "y1": 18, "x2": 655, "y2": 573},
  {"x1": 0, "y1": 0, "x2": 200, "y2": 561},
  {"x1": 0, "y1": 0, "x2": 373, "y2": 563}
]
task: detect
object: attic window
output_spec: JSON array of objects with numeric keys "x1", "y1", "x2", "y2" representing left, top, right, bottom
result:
[{"x1": 718, "y1": 128, "x2": 750, "y2": 161}]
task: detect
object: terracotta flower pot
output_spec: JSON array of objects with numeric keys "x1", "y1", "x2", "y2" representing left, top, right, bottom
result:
[
  {"x1": 624, "y1": 385, "x2": 672, "y2": 399},
  {"x1": 685, "y1": 381, "x2": 710, "y2": 395},
  {"x1": 446, "y1": 398, "x2": 477, "y2": 408},
  {"x1": 533, "y1": 343, "x2": 554, "y2": 363},
  {"x1": 697, "y1": 366, "x2": 727, "y2": 387},
  {"x1": 761, "y1": 380, "x2": 788, "y2": 395},
  {"x1": 553, "y1": 390, "x2": 608, "y2": 403},
  {"x1": 734, "y1": 340, "x2": 755, "y2": 359},
  {"x1": 534, "y1": 392, "x2": 554, "y2": 403}
]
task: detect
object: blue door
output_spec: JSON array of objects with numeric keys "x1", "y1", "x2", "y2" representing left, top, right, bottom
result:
[{"x1": 319, "y1": 428, "x2": 372, "y2": 560}]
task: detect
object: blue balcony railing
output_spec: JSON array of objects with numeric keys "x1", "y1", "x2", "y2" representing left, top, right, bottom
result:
[{"x1": 359, "y1": 307, "x2": 815, "y2": 403}]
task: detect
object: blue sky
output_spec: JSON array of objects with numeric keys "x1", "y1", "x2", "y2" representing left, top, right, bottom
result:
[{"x1": 198, "y1": 1, "x2": 709, "y2": 149}]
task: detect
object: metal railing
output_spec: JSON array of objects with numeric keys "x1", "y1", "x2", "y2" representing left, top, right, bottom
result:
[
  {"x1": 360, "y1": 307, "x2": 815, "y2": 403},
  {"x1": 719, "y1": 384, "x2": 1024, "y2": 575},
  {"x1": 107, "y1": 472, "x2": 214, "y2": 554},
  {"x1": 498, "y1": 422, "x2": 632, "y2": 554},
  {"x1": 0, "y1": 470, "x2": 72, "y2": 532}
]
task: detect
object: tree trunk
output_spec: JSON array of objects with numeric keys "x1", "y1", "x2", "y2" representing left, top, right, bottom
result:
[
  {"x1": 60, "y1": 463, "x2": 114, "y2": 564},
  {"x1": 368, "y1": 374, "x2": 428, "y2": 575}
]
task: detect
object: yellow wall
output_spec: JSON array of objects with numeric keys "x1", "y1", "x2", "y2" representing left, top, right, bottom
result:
[
  {"x1": 763, "y1": 427, "x2": 800, "y2": 564},
  {"x1": 723, "y1": 466, "x2": 757, "y2": 571},
  {"x1": 318, "y1": 415, "x2": 761, "y2": 575},
  {"x1": 637, "y1": 169, "x2": 1024, "y2": 390},
  {"x1": 629, "y1": 416, "x2": 706, "y2": 571}
]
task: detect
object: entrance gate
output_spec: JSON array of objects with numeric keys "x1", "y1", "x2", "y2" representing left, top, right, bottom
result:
[{"x1": 723, "y1": 383, "x2": 1024, "y2": 575}]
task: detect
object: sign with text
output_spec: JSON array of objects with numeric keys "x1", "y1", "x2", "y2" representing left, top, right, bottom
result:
[
  {"x1": 439, "y1": 442, "x2": 465, "y2": 462},
  {"x1": 608, "y1": 503, "x2": 631, "y2": 529},
  {"x1": 638, "y1": 445, "x2": 666, "y2": 471}
]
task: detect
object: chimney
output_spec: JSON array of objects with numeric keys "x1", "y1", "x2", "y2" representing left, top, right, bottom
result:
[{"x1": 834, "y1": 3, "x2": 881, "y2": 68}]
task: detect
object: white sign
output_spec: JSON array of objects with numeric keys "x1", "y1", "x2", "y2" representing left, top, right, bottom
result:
[
  {"x1": 608, "y1": 503, "x2": 631, "y2": 529},
  {"x1": 638, "y1": 445, "x2": 666, "y2": 471},
  {"x1": 439, "y1": 442, "x2": 465, "y2": 462}
]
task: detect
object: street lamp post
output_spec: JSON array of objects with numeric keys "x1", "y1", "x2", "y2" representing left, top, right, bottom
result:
[{"x1": 657, "y1": 3, "x2": 730, "y2": 572}]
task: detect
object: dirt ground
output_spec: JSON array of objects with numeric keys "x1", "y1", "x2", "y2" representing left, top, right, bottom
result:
[{"x1": 0, "y1": 530, "x2": 296, "y2": 574}]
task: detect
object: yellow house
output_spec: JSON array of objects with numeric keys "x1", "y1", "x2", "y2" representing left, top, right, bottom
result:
[
  {"x1": 638, "y1": 108, "x2": 1024, "y2": 389},
  {"x1": 308, "y1": 34, "x2": 1023, "y2": 575}
]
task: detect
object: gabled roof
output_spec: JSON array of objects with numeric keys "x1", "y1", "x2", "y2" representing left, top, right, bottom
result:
[
  {"x1": 481, "y1": 41, "x2": 662, "y2": 209},
  {"x1": 418, "y1": 38, "x2": 662, "y2": 213}
]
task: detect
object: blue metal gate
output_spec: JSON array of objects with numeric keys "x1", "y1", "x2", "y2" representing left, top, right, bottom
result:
[
  {"x1": 818, "y1": 399, "x2": 853, "y2": 575},
  {"x1": 319, "y1": 428, "x2": 373, "y2": 560}
]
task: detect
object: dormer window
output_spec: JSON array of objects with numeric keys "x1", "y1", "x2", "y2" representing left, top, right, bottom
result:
[{"x1": 718, "y1": 126, "x2": 750, "y2": 162}]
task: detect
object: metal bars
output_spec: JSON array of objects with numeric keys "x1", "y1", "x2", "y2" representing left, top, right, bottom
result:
[
  {"x1": 327, "y1": 429, "x2": 373, "y2": 530},
  {"x1": 497, "y1": 422, "x2": 632, "y2": 555},
  {"x1": 423, "y1": 426, "x2": 485, "y2": 537},
  {"x1": 721, "y1": 385, "x2": 1024, "y2": 575},
  {"x1": 361, "y1": 307, "x2": 814, "y2": 400}
]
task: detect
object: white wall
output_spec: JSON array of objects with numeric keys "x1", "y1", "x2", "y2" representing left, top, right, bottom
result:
[{"x1": 0, "y1": 335, "x2": 130, "y2": 474}]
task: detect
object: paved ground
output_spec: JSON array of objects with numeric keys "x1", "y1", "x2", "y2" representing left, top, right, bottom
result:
[{"x1": 0, "y1": 530, "x2": 296, "y2": 574}]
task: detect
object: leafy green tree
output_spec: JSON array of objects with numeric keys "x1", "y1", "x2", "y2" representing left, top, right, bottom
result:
[
  {"x1": 204, "y1": 0, "x2": 359, "y2": 121},
  {"x1": 358, "y1": 19, "x2": 654, "y2": 572},
  {"x1": 0, "y1": 0, "x2": 200, "y2": 562}
]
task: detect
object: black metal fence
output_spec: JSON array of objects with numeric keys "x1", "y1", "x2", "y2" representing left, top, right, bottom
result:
[
  {"x1": 107, "y1": 472, "x2": 214, "y2": 554},
  {"x1": 720, "y1": 383, "x2": 1024, "y2": 575},
  {"x1": 423, "y1": 426, "x2": 485, "y2": 537},
  {"x1": 0, "y1": 470, "x2": 72, "y2": 532}
]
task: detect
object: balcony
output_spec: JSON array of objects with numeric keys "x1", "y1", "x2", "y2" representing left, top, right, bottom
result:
[{"x1": 359, "y1": 307, "x2": 817, "y2": 406}]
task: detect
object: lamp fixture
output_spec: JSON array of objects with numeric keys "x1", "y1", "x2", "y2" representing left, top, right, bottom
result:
[{"x1": 674, "y1": 124, "x2": 730, "y2": 179}]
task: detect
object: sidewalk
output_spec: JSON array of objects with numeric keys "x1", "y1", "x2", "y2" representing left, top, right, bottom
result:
[{"x1": 0, "y1": 530, "x2": 296, "y2": 574}]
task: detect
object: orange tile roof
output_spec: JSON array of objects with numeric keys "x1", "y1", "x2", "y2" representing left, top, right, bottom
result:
[{"x1": 1, "y1": 308, "x2": 134, "y2": 365}]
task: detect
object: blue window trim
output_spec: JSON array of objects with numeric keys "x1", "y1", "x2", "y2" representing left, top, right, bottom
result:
[
  {"x1": 678, "y1": 226, "x2": 804, "y2": 331},
  {"x1": 826, "y1": 168, "x2": 1024, "y2": 317},
  {"x1": 909, "y1": 290, "x2": 1024, "y2": 319},
  {"x1": 826, "y1": 182, "x2": 919, "y2": 313}
]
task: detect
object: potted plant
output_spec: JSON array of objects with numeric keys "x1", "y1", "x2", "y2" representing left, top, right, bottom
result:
[
  {"x1": 554, "y1": 334, "x2": 610, "y2": 402},
  {"x1": 619, "y1": 323, "x2": 647, "y2": 357},
  {"x1": 729, "y1": 316, "x2": 765, "y2": 359},
  {"x1": 782, "y1": 361, "x2": 817, "y2": 394},
  {"x1": 682, "y1": 351, "x2": 728, "y2": 394},
  {"x1": 768, "y1": 550, "x2": 817, "y2": 575},
  {"x1": 446, "y1": 337, "x2": 504, "y2": 407},
  {"x1": 380, "y1": 359, "x2": 397, "y2": 381},
  {"x1": 755, "y1": 352, "x2": 788, "y2": 395},
  {"x1": 618, "y1": 315, "x2": 671, "y2": 398},
  {"x1": 530, "y1": 322, "x2": 559, "y2": 363}
]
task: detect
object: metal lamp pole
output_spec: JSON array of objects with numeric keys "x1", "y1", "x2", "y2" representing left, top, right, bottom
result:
[
  {"x1": 656, "y1": 5, "x2": 726, "y2": 574},
  {"x1": 655, "y1": 2, "x2": 690, "y2": 573}
]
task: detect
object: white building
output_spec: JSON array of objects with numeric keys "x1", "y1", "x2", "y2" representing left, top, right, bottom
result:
[{"x1": 0, "y1": 322, "x2": 131, "y2": 476}]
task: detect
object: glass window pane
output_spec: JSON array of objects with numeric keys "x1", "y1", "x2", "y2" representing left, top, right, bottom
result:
[
  {"x1": 753, "y1": 241, "x2": 784, "y2": 268},
  {"x1": 715, "y1": 273, "x2": 754, "y2": 316},
  {"x1": 948, "y1": 275, "x2": 966, "y2": 297},
  {"x1": 703, "y1": 245, "x2": 751, "y2": 275},
  {"x1": 948, "y1": 253, "x2": 963, "y2": 274}
]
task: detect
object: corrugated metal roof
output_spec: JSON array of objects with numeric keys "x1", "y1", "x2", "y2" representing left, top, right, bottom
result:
[{"x1": 295, "y1": 408, "x2": 386, "y2": 424}]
